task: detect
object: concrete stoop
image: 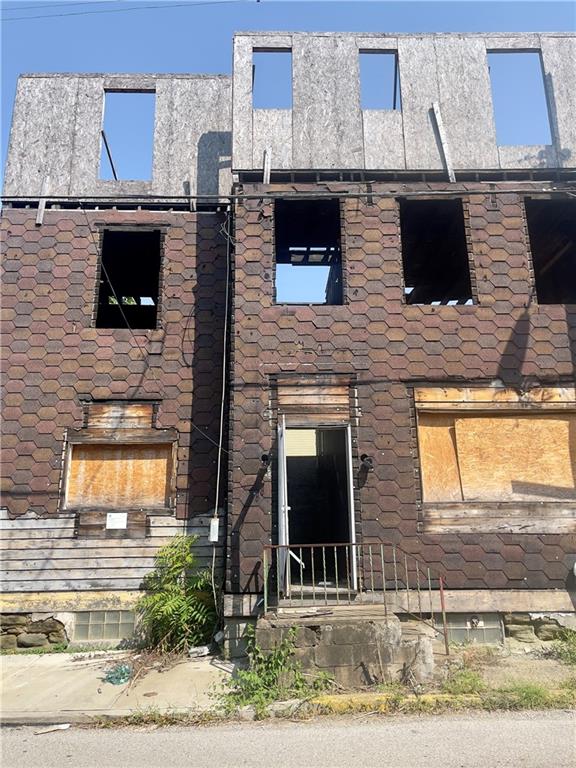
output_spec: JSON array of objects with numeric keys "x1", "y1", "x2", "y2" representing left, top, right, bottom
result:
[{"x1": 255, "y1": 614, "x2": 435, "y2": 688}]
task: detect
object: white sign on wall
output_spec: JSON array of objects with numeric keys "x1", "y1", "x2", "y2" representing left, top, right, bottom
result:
[{"x1": 106, "y1": 512, "x2": 128, "y2": 530}]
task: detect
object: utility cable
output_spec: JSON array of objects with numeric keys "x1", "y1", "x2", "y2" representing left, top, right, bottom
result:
[
  {"x1": 5, "y1": 0, "x2": 245, "y2": 22},
  {"x1": 210, "y1": 211, "x2": 233, "y2": 623}
]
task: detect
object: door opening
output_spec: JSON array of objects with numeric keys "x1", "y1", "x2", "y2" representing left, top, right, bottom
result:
[{"x1": 277, "y1": 420, "x2": 356, "y2": 591}]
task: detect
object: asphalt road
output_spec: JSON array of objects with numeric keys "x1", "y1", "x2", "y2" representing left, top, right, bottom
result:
[{"x1": 3, "y1": 711, "x2": 575, "y2": 768}]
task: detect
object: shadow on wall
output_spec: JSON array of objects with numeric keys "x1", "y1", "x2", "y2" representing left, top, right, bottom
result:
[{"x1": 196, "y1": 131, "x2": 232, "y2": 200}]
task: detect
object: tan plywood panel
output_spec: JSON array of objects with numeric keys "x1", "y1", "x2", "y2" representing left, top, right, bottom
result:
[
  {"x1": 455, "y1": 415, "x2": 576, "y2": 502},
  {"x1": 414, "y1": 386, "x2": 576, "y2": 407},
  {"x1": 67, "y1": 443, "x2": 171, "y2": 509},
  {"x1": 86, "y1": 402, "x2": 154, "y2": 430},
  {"x1": 417, "y1": 413, "x2": 463, "y2": 502}
]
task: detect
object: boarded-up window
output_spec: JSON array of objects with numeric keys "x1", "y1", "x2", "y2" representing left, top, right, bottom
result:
[
  {"x1": 418, "y1": 412, "x2": 576, "y2": 503},
  {"x1": 66, "y1": 443, "x2": 172, "y2": 509}
]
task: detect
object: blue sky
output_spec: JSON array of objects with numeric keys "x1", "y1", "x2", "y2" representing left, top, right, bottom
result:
[{"x1": 1, "y1": 0, "x2": 575, "y2": 180}]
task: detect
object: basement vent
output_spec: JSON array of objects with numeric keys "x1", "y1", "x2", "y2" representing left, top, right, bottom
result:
[{"x1": 74, "y1": 611, "x2": 135, "y2": 642}]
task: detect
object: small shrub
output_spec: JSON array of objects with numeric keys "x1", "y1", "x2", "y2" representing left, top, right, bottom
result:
[
  {"x1": 442, "y1": 668, "x2": 486, "y2": 695},
  {"x1": 219, "y1": 626, "x2": 332, "y2": 718},
  {"x1": 551, "y1": 629, "x2": 576, "y2": 666},
  {"x1": 136, "y1": 535, "x2": 217, "y2": 653}
]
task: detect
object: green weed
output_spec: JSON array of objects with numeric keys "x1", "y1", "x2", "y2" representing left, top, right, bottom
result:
[
  {"x1": 551, "y1": 629, "x2": 576, "y2": 666},
  {"x1": 218, "y1": 626, "x2": 332, "y2": 718},
  {"x1": 136, "y1": 535, "x2": 217, "y2": 653},
  {"x1": 442, "y1": 668, "x2": 486, "y2": 695}
]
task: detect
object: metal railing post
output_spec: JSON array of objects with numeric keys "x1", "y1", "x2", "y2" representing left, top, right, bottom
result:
[{"x1": 439, "y1": 575, "x2": 450, "y2": 656}]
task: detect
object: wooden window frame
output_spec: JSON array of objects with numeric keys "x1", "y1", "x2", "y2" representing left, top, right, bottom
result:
[{"x1": 415, "y1": 386, "x2": 576, "y2": 534}]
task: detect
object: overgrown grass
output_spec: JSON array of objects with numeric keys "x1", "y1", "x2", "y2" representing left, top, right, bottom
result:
[
  {"x1": 217, "y1": 626, "x2": 333, "y2": 718},
  {"x1": 551, "y1": 629, "x2": 576, "y2": 666},
  {"x1": 1, "y1": 642, "x2": 69, "y2": 655},
  {"x1": 442, "y1": 668, "x2": 486, "y2": 695}
]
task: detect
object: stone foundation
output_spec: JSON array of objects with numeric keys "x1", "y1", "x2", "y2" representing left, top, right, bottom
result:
[
  {"x1": 0, "y1": 614, "x2": 69, "y2": 650},
  {"x1": 255, "y1": 615, "x2": 435, "y2": 688},
  {"x1": 503, "y1": 612, "x2": 575, "y2": 644}
]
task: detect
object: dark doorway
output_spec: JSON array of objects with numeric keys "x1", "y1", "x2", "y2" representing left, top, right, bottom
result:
[{"x1": 285, "y1": 427, "x2": 351, "y2": 585}]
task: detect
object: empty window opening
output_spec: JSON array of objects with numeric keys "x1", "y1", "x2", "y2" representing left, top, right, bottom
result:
[
  {"x1": 526, "y1": 199, "x2": 576, "y2": 304},
  {"x1": 252, "y1": 50, "x2": 292, "y2": 109},
  {"x1": 487, "y1": 52, "x2": 551, "y2": 146},
  {"x1": 100, "y1": 91, "x2": 155, "y2": 180},
  {"x1": 284, "y1": 427, "x2": 351, "y2": 585},
  {"x1": 400, "y1": 199, "x2": 472, "y2": 305},
  {"x1": 359, "y1": 51, "x2": 400, "y2": 110},
  {"x1": 96, "y1": 229, "x2": 161, "y2": 329},
  {"x1": 275, "y1": 199, "x2": 343, "y2": 304}
]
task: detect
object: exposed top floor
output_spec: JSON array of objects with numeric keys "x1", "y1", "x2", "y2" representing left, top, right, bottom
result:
[{"x1": 3, "y1": 32, "x2": 576, "y2": 201}]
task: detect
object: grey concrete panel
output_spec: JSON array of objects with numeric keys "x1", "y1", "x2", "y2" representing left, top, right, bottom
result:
[
  {"x1": 362, "y1": 110, "x2": 405, "y2": 169},
  {"x1": 3, "y1": 78, "x2": 37, "y2": 196},
  {"x1": 292, "y1": 36, "x2": 363, "y2": 169},
  {"x1": 252, "y1": 110, "x2": 293, "y2": 170},
  {"x1": 4, "y1": 77, "x2": 80, "y2": 197},
  {"x1": 434, "y1": 38, "x2": 499, "y2": 169},
  {"x1": 4, "y1": 74, "x2": 232, "y2": 199},
  {"x1": 484, "y1": 35, "x2": 542, "y2": 50},
  {"x1": 355, "y1": 36, "x2": 399, "y2": 51},
  {"x1": 397, "y1": 38, "x2": 443, "y2": 170},
  {"x1": 498, "y1": 144, "x2": 558, "y2": 169},
  {"x1": 541, "y1": 37, "x2": 576, "y2": 169},
  {"x1": 232, "y1": 35, "x2": 254, "y2": 171},
  {"x1": 69, "y1": 77, "x2": 105, "y2": 195},
  {"x1": 154, "y1": 78, "x2": 232, "y2": 197}
]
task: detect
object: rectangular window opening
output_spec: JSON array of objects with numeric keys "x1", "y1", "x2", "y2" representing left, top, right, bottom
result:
[
  {"x1": 400, "y1": 199, "x2": 473, "y2": 305},
  {"x1": 487, "y1": 51, "x2": 551, "y2": 146},
  {"x1": 526, "y1": 198, "x2": 576, "y2": 305},
  {"x1": 252, "y1": 49, "x2": 292, "y2": 109},
  {"x1": 359, "y1": 50, "x2": 401, "y2": 111},
  {"x1": 100, "y1": 91, "x2": 155, "y2": 180},
  {"x1": 275, "y1": 199, "x2": 343, "y2": 305},
  {"x1": 96, "y1": 229, "x2": 161, "y2": 329}
]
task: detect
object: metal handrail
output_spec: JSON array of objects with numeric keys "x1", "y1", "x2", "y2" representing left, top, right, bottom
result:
[{"x1": 262, "y1": 539, "x2": 450, "y2": 655}]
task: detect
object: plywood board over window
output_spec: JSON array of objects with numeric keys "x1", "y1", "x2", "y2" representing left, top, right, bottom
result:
[
  {"x1": 66, "y1": 443, "x2": 172, "y2": 509},
  {"x1": 455, "y1": 415, "x2": 576, "y2": 502},
  {"x1": 415, "y1": 386, "x2": 576, "y2": 534}
]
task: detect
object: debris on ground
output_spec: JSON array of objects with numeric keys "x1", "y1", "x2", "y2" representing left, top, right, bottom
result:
[{"x1": 103, "y1": 663, "x2": 133, "y2": 685}]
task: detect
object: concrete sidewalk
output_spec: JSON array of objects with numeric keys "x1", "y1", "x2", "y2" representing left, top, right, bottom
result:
[{"x1": 1, "y1": 651, "x2": 234, "y2": 725}]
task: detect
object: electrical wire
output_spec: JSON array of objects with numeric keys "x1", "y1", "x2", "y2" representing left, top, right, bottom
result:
[
  {"x1": 210, "y1": 211, "x2": 232, "y2": 621},
  {"x1": 4, "y1": 0, "x2": 245, "y2": 22},
  {"x1": 3, "y1": 1, "x2": 130, "y2": 12}
]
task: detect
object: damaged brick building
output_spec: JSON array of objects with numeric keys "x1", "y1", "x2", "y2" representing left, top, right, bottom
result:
[{"x1": 1, "y1": 32, "x2": 575, "y2": 654}]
